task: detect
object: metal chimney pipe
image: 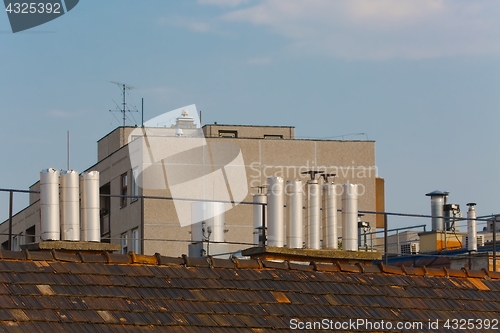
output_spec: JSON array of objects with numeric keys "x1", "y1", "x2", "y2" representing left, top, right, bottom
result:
[
  {"x1": 306, "y1": 180, "x2": 321, "y2": 249},
  {"x1": 191, "y1": 202, "x2": 225, "y2": 243},
  {"x1": 60, "y1": 170, "x2": 80, "y2": 241},
  {"x1": 342, "y1": 184, "x2": 358, "y2": 251},
  {"x1": 321, "y1": 177, "x2": 337, "y2": 249},
  {"x1": 267, "y1": 177, "x2": 284, "y2": 247},
  {"x1": 467, "y1": 203, "x2": 477, "y2": 251},
  {"x1": 286, "y1": 180, "x2": 303, "y2": 249},
  {"x1": 252, "y1": 186, "x2": 267, "y2": 246},
  {"x1": 80, "y1": 171, "x2": 100, "y2": 242},
  {"x1": 40, "y1": 168, "x2": 60, "y2": 241},
  {"x1": 425, "y1": 191, "x2": 448, "y2": 231}
]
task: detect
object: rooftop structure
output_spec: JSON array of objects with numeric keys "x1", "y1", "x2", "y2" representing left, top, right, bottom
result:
[{"x1": 0, "y1": 113, "x2": 383, "y2": 257}]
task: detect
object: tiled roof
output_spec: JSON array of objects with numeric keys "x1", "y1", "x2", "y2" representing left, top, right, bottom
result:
[{"x1": 0, "y1": 249, "x2": 499, "y2": 332}]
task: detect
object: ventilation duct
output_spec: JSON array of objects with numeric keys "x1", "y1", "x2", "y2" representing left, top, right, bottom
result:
[
  {"x1": 40, "y1": 168, "x2": 60, "y2": 241},
  {"x1": 80, "y1": 171, "x2": 100, "y2": 242},
  {"x1": 321, "y1": 174, "x2": 337, "y2": 249},
  {"x1": 286, "y1": 180, "x2": 303, "y2": 249},
  {"x1": 191, "y1": 202, "x2": 225, "y2": 243},
  {"x1": 267, "y1": 177, "x2": 284, "y2": 247},
  {"x1": 466, "y1": 203, "x2": 477, "y2": 252},
  {"x1": 425, "y1": 191, "x2": 448, "y2": 231},
  {"x1": 252, "y1": 188, "x2": 267, "y2": 246},
  {"x1": 342, "y1": 184, "x2": 358, "y2": 251},
  {"x1": 60, "y1": 170, "x2": 80, "y2": 241}
]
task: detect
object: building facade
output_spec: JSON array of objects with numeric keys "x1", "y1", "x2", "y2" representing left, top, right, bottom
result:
[{"x1": 1, "y1": 115, "x2": 383, "y2": 257}]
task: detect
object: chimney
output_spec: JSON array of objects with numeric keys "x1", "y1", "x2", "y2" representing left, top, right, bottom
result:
[
  {"x1": 286, "y1": 180, "x2": 303, "y2": 249},
  {"x1": 267, "y1": 177, "x2": 284, "y2": 247},
  {"x1": 425, "y1": 190, "x2": 448, "y2": 231},
  {"x1": 342, "y1": 184, "x2": 358, "y2": 251},
  {"x1": 467, "y1": 203, "x2": 477, "y2": 252}
]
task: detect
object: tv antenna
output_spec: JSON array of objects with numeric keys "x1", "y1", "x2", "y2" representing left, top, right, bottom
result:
[{"x1": 109, "y1": 81, "x2": 138, "y2": 127}]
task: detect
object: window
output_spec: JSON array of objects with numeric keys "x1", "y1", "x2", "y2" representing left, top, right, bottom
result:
[
  {"x1": 131, "y1": 228, "x2": 140, "y2": 253},
  {"x1": 120, "y1": 173, "x2": 128, "y2": 207},
  {"x1": 218, "y1": 130, "x2": 237, "y2": 138},
  {"x1": 131, "y1": 169, "x2": 139, "y2": 202},
  {"x1": 264, "y1": 135, "x2": 283, "y2": 139},
  {"x1": 121, "y1": 233, "x2": 128, "y2": 254}
]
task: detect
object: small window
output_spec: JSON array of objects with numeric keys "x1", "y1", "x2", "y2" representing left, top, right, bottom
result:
[
  {"x1": 26, "y1": 225, "x2": 35, "y2": 244},
  {"x1": 121, "y1": 233, "x2": 128, "y2": 254},
  {"x1": 218, "y1": 130, "x2": 237, "y2": 138},
  {"x1": 131, "y1": 228, "x2": 140, "y2": 254},
  {"x1": 131, "y1": 169, "x2": 139, "y2": 202},
  {"x1": 264, "y1": 135, "x2": 283, "y2": 139},
  {"x1": 120, "y1": 173, "x2": 128, "y2": 207}
]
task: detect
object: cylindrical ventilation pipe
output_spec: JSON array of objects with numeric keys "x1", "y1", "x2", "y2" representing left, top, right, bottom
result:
[
  {"x1": 267, "y1": 177, "x2": 284, "y2": 247},
  {"x1": 252, "y1": 187, "x2": 267, "y2": 246},
  {"x1": 60, "y1": 170, "x2": 80, "y2": 241},
  {"x1": 342, "y1": 184, "x2": 358, "y2": 251},
  {"x1": 286, "y1": 180, "x2": 303, "y2": 249},
  {"x1": 302, "y1": 171, "x2": 323, "y2": 250},
  {"x1": 321, "y1": 174, "x2": 337, "y2": 249},
  {"x1": 40, "y1": 168, "x2": 60, "y2": 241},
  {"x1": 467, "y1": 203, "x2": 477, "y2": 252},
  {"x1": 80, "y1": 171, "x2": 100, "y2": 242},
  {"x1": 191, "y1": 202, "x2": 225, "y2": 243},
  {"x1": 425, "y1": 191, "x2": 448, "y2": 231}
]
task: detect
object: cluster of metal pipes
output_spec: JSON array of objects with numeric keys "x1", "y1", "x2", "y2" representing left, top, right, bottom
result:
[
  {"x1": 254, "y1": 176, "x2": 360, "y2": 251},
  {"x1": 40, "y1": 168, "x2": 100, "y2": 242}
]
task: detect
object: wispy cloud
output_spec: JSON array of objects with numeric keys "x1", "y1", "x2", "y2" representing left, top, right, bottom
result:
[{"x1": 200, "y1": 0, "x2": 500, "y2": 60}]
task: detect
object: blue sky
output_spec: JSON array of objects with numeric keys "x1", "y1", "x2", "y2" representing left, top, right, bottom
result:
[{"x1": 2, "y1": 0, "x2": 500, "y2": 231}]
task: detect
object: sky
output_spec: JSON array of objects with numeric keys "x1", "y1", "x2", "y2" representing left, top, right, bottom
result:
[{"x1": 2, "y1": 0, "x2": 500, "y2": 232}]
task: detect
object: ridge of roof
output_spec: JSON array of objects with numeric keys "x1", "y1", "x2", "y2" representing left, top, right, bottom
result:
[{"x1": 0, "y1": 249, "x2": 496, "y2": 281}]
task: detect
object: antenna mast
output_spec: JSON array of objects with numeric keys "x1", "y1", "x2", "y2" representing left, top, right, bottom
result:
[{"x1": 109, "y1": 81, "x2": 136, "y2": 127}]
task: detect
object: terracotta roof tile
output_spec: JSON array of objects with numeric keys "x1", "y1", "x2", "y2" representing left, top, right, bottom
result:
[{"x1": 0, "y1": 249, "x2": 499, "y2": 331}]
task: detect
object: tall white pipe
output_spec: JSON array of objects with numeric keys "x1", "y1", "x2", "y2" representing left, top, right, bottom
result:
[
  {"x1": 322, "y1": 182, "x2": 337, "y2": 249},
  {"x1": 267, "y1": 177, "x2": 284, "y2": 247},
  {"x1": 467, "y1": 203, "x2": 477, "y2": 251},
  {"x1": 342, "y1": 184, "x2": 358, "y2": 251},
  {"x1": 40, "y1": 168, "x2": 60, "y2": 241},
  {"x1": 306, "y1": 181, "x2": 321, "y2": 249},
  {"x1": 80, "y1": 171, "x2": 100, "y2": 242},
  {"x1": 191, "y1": 202, "x2": 226, "y2": 243},
  {"x1": 60, "y1": 170, "x2": 80, "y2": 241},
  {"x1": 286, "y1": 180, "x2": 303, "y2": 249},
  {"x1": 253, "y1": 193, "x2": 267, "y2": 246}
]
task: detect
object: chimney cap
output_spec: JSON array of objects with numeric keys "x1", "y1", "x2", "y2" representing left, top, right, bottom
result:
[{"x1": 425, "y1": 190, "x2": 449, "y2": 197}]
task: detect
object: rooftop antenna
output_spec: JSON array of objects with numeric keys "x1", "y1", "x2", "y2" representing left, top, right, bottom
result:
[{"x1": 109, "y1": 81, "x2": 138, "y2": 142}]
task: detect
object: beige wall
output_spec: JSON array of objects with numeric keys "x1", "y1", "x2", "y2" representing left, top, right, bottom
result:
[{"x1": 97, "y1": 127, "x2": 137, "y2": 162}]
